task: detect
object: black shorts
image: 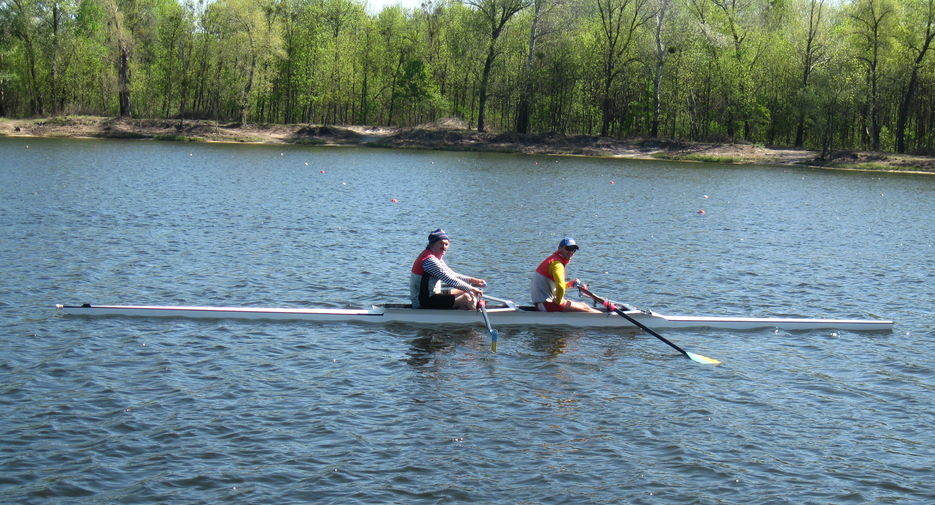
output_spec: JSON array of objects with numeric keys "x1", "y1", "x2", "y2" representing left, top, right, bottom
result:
[{"x1": 421, "y1": 294, "x2": 456, "y2": 309}]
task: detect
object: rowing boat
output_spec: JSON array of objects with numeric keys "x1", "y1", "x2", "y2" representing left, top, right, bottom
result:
[{"x1": 55, "y1": 300, "x2": 893, "y2": 331}]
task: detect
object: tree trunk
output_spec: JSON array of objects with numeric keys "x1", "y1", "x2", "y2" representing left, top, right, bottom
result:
[
  {"x1": 516, "y1": 0, "x2": 542, "y2": 134},
  {"x1": 650, "y1": 1, "x2": 669, "y2": 138},
  {"x1": 477, "y1": 41, "x2": 496, "y2": 132},
  {"x1": 469, "y1": 0, "x2": 531, "y2": 132},
  {"x1": 895, "y1": 70, "x2": 919, "y2": 153},
  {"x1": 795, "y1": 0, "x2": 826, "y2": 147},
  {"x1": 600, "y1": 91, "x2": 611, "y2": 137},
  {"x1": 895, "y1": 4, "x2": 934, "y2": 153},
  {"x1": 118, "y1": 45, "x2": 131, "y2": 117},
  {"x1": 870, "y1": 60, "x2": 880, "y2": 151}
]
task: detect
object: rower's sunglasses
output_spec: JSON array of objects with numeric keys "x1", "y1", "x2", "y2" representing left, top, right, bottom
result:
[{"x1": 564, "y1": 246, "x2": 579, "y2": 252}]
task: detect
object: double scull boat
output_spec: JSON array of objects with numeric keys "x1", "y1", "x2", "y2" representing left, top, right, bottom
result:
[{"x1": 56, "y1": 297, "x2": 893, "y2": 331}]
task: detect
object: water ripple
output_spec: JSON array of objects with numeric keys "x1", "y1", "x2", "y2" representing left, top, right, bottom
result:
[{"x1": 1, "y1": 138, "x2": 933, "y2": 504}]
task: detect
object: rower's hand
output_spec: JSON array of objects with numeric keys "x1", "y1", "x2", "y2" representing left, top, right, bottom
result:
[{"x1": 471, "y1": 278, "x2": 487, "y2": 288}]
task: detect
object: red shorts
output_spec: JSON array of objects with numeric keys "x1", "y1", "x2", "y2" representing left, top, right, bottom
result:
[{"x1": 536, "y1": 300, "x2": 569, "y2": 312}]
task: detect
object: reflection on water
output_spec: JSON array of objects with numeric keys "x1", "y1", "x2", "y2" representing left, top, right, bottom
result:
[
  {"x1": 403, "y1": 326, "x2": 489, "y2": 366},
  {"x1": 403, "y1": 323, "x2": 618, "y2": 363},
  {"x1": 526, "y1": 328, "x2": 590, "y2": 356}
]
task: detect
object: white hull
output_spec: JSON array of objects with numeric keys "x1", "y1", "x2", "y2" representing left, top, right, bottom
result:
[{"x1": 56, "y1": 303, "x2": 894, "y2": 331}]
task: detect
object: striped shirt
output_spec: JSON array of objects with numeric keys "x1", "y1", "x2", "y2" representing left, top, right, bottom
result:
[{"x1": 410, "y1": 253, "x2": 473, "y2": 308}]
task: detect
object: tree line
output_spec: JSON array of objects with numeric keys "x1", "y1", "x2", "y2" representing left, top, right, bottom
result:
[{"x1": 1, "y1": 0, "x2": 933, "y2": 154}]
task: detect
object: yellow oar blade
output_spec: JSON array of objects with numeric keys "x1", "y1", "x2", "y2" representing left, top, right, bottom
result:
[
  {"x1": 478, "y1": 300, "x2": 499, "y2": 352},
  {"x1": 686, "y1": 351, "x2": 721, "y2": 365}
]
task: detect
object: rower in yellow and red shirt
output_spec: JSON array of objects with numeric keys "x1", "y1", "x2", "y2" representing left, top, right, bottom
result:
[{"x1": 531, "y1": 237, "x2": 602, "y2": 313}]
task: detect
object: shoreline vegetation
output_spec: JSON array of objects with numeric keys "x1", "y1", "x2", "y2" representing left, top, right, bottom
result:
[{"x1": 3, "y1": 116, "x2": 933, "y2": 174}]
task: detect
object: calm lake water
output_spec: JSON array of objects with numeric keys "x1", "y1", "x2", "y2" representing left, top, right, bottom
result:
[{"x1": 1, "y1": 137, "x2": 933, "y2": 504}]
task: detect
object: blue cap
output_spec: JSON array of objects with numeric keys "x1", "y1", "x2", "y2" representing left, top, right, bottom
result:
[
  {"x1": 559, "y1": 237, "x2": 579, "y2": 250},
  {"x1": 428, "y1": 228, "x2": 450, "y2": 245}
]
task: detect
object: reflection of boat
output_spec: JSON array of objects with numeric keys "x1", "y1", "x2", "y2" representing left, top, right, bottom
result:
[{"x1": 56, "y1": 297, "x2": 893, "y2": 332}]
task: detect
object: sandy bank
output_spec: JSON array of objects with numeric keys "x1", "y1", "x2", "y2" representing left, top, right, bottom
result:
[{"x1": 2, "y1": 116, "x2": 932, "y2": 174}]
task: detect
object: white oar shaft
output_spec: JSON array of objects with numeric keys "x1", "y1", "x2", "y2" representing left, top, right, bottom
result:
[{"x1": 482, "y1": 294, "x2": 516, "y2": 309}]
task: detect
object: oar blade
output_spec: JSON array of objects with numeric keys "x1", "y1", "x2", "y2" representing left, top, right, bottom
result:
[
  {"x1": 686, "y1": 351, "x2": 721, "y2": 365},
  {"x1": 478, "y1": 300, "x2": 499, "y2": 352},
  {"x1": 578, "y1": 285, "x2": 722, "y2": 365}
]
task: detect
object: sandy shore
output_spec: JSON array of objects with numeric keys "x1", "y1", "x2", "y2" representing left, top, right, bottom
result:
[{"x1": 2, "y1": 116, "x2": 932, "y2": 174}]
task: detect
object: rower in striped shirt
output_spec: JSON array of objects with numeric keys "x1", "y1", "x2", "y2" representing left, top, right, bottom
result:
[{"x1": 410, "y1": 229, "x2": 487, "y2": 310}]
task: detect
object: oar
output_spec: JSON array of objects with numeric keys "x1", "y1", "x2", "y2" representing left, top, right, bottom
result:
[
  {"x1": 477, "y1": 296, "x2": 499, "y2": 352},
  {"x1": 577, "y1": 285, "x2": 721, "y2": 365}
]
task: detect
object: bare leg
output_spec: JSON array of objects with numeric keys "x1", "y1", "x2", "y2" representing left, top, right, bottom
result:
[
  {"x1": 451, "y1": 290, "x2": 477, "y2": 310},
  {"x1": 564, "y1": 300, "x2": 602, "y2": 313}
]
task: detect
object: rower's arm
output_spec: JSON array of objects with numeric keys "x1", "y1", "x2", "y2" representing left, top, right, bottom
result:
[
  {"x1": 422, "y1": 256, "x2": 473, "y2": 292},
  {"x1": 549, "y1": 261, "x2": 569, "y2": 305}
]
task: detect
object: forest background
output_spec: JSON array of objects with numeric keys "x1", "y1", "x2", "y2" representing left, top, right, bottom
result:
[{"x1": 1, "y1": 0, "x2": 933, "y2": 156}]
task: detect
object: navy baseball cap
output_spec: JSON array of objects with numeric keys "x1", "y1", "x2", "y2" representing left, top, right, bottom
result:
[{"x1": 559, "y1": 237, "x2": 579, "y2": 250}]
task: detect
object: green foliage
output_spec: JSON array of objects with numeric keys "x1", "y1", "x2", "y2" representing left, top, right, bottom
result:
[{"x1": 0, "y1": 0, "x2": 933, "y2": 152}]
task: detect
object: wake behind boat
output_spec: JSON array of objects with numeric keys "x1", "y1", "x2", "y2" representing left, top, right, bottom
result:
[{"x1": 55, "y1": 299, "x2": 894, "y2": 332}]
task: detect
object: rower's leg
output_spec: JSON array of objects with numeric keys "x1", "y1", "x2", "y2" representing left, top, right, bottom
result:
[
  {"x1": 565, "y1": 300, "x2": 603, "y2": 313},
  {"x1": 452, "y1": 292, "x2": 477, "y2": 310}
]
